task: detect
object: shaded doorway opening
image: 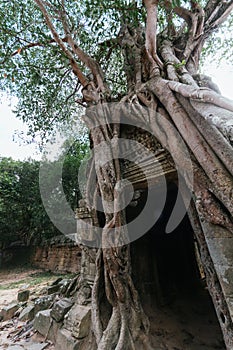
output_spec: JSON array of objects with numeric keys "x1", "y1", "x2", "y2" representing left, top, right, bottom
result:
[
  {"x1": 127, "y1": 183, "x2": 225, "y2": 349},
  {"x1": 128, "y1": 182, "x2": 200, "y2": 304}
]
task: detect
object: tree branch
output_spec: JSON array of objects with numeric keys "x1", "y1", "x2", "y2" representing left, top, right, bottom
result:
[
  {"x1": 56, "y1": 1, "x2": 107, "y2": 93},
  {"x1": 144, "y1": 0, "x2": 163, "y2": 72},
  {"x1": 167, "y1": 80, "x2": 233, "y2": 112},
  {"x1": 205, "y1": 0, "x2": 233, "y2": 32},
  {"x1": 148, "y1": 77, "x2": 233, "y2": 216},
  {"x1": 34, "y1": 0, "x2": 88, "y2": 86},
  {"x1": 208, "y1": 0, "x2": 233, "y2": 30},
  {"x1": 1, "y1": 37, "x2": 68, "y2": 65}
]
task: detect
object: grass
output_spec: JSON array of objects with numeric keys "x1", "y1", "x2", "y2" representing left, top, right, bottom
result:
[{"x1": 0, "y1": 271, "x2": 76, "y2": 290}]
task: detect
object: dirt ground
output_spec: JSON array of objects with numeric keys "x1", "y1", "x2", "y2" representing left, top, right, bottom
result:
[
  {"x1": 0, "y1": 267, "x2": 226, "y2": 350},
  {"x1": 147, "y1": 287, "x2": 225, "y2": 350},
  {"x1": 0, "y1": 267, "x2": 57, "y2": 350},
  {"x1": 0, "y1": 267, "x2": 44, "y2": 308}
]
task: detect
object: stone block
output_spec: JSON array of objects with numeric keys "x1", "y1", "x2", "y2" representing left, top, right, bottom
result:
[
  {"x1": 226, "y1": 297, "x2": 233, "y2": 323},
  {"x1": 47, "y1": 284, "x2": 60, "y2": 295},
  {"x1": 56, "y1": 329, "x2": 81, "y2": 350},
  {"x1": 33, "y1": 309, "x2": 52, "y2": 337},
  {"x1": 0, "y1": 303, "x2": 19, "y2": 321},
  {"x1": 34, "y1": 294, "x2": 56, "y2": 314},
  {"x1": 18, "y1": 289, "x2": 30, "y2": 302},
  {"x1": 33, "y1": 309, "x2": 62, "y2": 343},
  {"x1": 214, "y1": 265, "x2": 233, "y2": 297},
  {"x1": 64, "y1": 305, "x2": 91, "y2": 339},
  {"x1": 205, "y1": 237, "x2": 233, "y2": 266},
  {"x1": 58, "y1": 279, "x2": 71, "y2": 294},
  {"x1": 19, "y1": 304, "x2": 35, "y2": 322},
  {"x1": 51, "y1": 298, "x2": 74, "y2": 322},
  {"x1": 47, "y1": 318, "x2": 63, "y2": 343}
]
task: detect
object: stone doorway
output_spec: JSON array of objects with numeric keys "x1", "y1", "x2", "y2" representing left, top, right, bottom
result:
[{"x1": 127, "y1": 183, "x2": 225, "y2": 348}]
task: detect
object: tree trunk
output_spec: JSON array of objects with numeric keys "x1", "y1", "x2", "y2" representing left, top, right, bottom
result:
[
  {"x1": 78, "y1": 20, "x2": 233, "y2": 345},
  {"x1": 82, "y1": 77, "x2": 233, "y2": 347}
]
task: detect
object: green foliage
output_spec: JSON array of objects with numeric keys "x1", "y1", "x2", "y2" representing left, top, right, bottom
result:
[
  {"x1": 62, "y1": 140, "x2": 90, "y2": 210},
  {"x1": 0, "y1": 0, "x2": 232, "y2": 140},
  {"x1": 0, "y1": 140, "x2": 89, "y2": 245},
  {"x1": 201, "y1": 15, "x2": 233, "y2": 66},
  {"x1": 0, "y1": 157, "x2": 58, "y2": 244}
]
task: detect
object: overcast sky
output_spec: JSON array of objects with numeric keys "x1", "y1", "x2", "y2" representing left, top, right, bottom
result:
[{"x1": 0, "y1": 62, "x2": 233, "y2": 161}]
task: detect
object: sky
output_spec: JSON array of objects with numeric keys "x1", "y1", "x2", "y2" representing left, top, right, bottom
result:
[{"x1": 0, "y1": 62, "x2": 233, "y2": 161}]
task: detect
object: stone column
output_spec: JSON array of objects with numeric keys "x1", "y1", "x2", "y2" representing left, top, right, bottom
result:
[{"x1": 75, "y1": 199, "x2": 97, "y2": 283}]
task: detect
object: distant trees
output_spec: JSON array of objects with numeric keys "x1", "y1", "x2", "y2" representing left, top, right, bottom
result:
[{"x1": 0, "y1": 140, "x2": 88, "y2": 246}]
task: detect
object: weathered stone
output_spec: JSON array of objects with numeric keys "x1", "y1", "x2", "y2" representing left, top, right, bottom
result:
[
  {"x1": 64, "y1": 305, "x2": 91, "y2": 339},
  {"x1": 0, "y1": 303, "x2": 19, "y2": 321},
  {"x1": 226, "y1": 297, "x2": 233, "y2": 323},
  {"x1": 33, "y1": 309, "x2": 62, "y2": 343},
  {"x1": 50, "y1": 277, "x2": 63, "y2": 286},
  {"x1": 19, "y1": 304, "x2": 35, "y2": 321},
  {"x1": 76, "y1": 284, "x2": 92, "y2": 305},
  {"x1": 47, "y1": 318, "x2": 63, "y2": 343},
  {"x1": 56, "y1": 329, "x2": 81, "y2": 350},
  {"x1": 33, "y1": 309, "x2": 52, "y2": 337},
  {"x1": 6, "y1": 346, "x2": 24, "y2": 350},
  {"x1": 32, "y1": 240, "x2": 81, "y2": 274},
  {"x1": 18, "y1": 289, "x2": 30, "y2": 302},
  {"x1": 34, "y1": 294, "x2": 56, "y2": 314},
  {"x1": 51, "y1": 298, "x2": 74, "y2": 322},
  {"x1": 47, "y1": 284, "x2": 60, "y2": 295},
  {"x1": 58, "y1": 279, "x2": 71, "y2": 294},
  {"x1": 206, "y1": 237, "x2": 233, "y2": 266}
]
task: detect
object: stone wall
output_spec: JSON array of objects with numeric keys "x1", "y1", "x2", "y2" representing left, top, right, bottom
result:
[{"x1": 32, "y1": 236, "x2": 82, "y2": 274}]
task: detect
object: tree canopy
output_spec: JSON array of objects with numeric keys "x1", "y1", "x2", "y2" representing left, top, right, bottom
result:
[
  {"x1": 0, "y1": 140, "x2": 88, "y2": 245},
  {"x1": 1, "y1": 1, "x2": 233, "y2": 349},
  {"x1": 0, "y1": 0, "x2": 232, "y2": 140}
]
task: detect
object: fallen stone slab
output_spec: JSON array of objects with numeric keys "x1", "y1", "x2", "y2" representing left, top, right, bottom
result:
[
  {"x1": 64, "y1": 305, "x2": 91, "y2": 339},
  {"x1": 18, "y1": 290, "x2": 30, "y2": 302},
  {"x1": 6, "y1": 346, "x2": 24, "y2": 350},
  {"x1": 34, "y1": 294, "x2": 56, "y2": 314},
  {"x1": 33, "y1": 309, "x2": 62, "y2": 343},
  {"x1": 47, "y1": 284, "x2": 60, "y2": 295},
  {"x1": 19, "y1": 304, "x2": 35, "y2": 322},
  {"x1": 56, "y1": 329, "x2": 81, "y2": 350},
  {"x1": 33, "y1": 309, "x2": 52, "y2": 337},
  {"x1": 0, "y1": 303, "x2": 19, "y2": 321},
  {"x1": 58, "y1": 279, "x2": 71, "y2": 294},
  {"x1": 51, "y1": 298, "x2": 74, "y2": 322}
]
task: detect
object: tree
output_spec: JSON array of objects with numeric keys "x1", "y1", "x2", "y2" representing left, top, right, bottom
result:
[
  {"x1": 1, "y1": 1, "x2": 233, "y2": 349},
  {"x1": 0, "y1": 143, "x2": 88, "y2": 246},
  {"x1": 0, "y1": 157, "x2": 59, "y2": 245}
]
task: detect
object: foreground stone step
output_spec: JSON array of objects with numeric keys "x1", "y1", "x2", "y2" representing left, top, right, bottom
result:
[
  {"x1": 0, "y1": 303, "x2": 19, "y2": 321},
  {"x1": 51, "y1": 298, "x2": 74, "y2": 322},
  {"x1": 56, "y1": 329, "x2": 81, "y2": 350},
  {"x1": 33, "y1": 309, "x2": 62, "y2": 343},
  {"x1": 64, "y1": 304, "x2": 91, "y2": 339},
  {"x1": 19, "y1": 304, "x2": 35, "y2": 322},
  {"x1": 18, "y1": 290, "x2": 30, "y2": 303}
]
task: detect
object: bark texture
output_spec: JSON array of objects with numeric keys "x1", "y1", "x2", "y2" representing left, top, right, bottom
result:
[{"x1": 34, "y1": 1, "x2": 233, "y2": 348}]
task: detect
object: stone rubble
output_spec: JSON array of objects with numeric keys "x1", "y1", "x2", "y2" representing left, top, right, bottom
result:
[
  {"x1": 18, "y1": 290, "x2": 30, "y2": 303},
  {"x1": 0, "y1": 274, "x2": 93, "y2": 350},
  {"x1": 0, "y1": 303, "x2": 20, "y2": 322}
]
